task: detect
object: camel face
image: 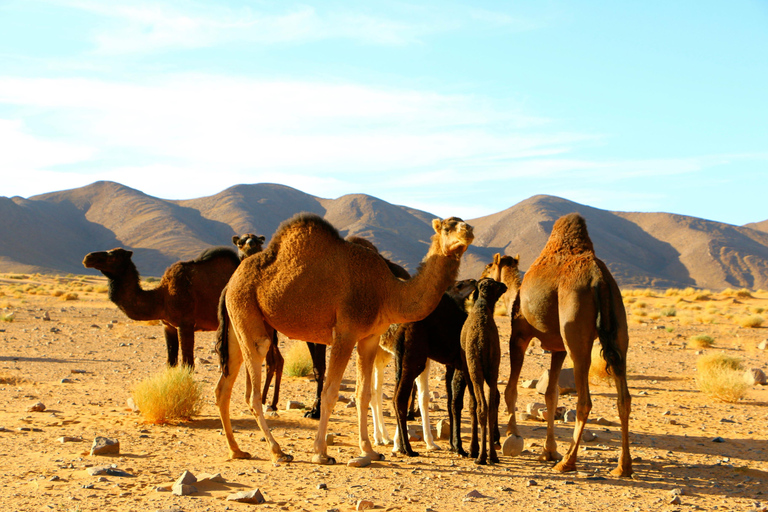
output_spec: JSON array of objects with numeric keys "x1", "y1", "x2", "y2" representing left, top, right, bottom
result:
[
  {"x1": 233, "y1": 234, "x2": 265, "y2": 259},
  {"x1": 82, "y1": 248, "x2": 134, "y2": 274},
  {"x1": 476, "y1": 277, "x2": 507, "y2": 304},
  {"x1": 431, "y1": 217, "x2": 474, "y2": 257},
  {"x1": 447, "y1": 279, "x2": 477, "y2": 301}
]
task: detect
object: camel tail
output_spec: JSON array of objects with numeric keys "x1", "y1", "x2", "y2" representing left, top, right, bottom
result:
[
  {"x1": 215, "y1": 286, "x2": 231, "y2": 377},
  {"x1": 594, "y1": 278, "x2": 623, "y2": 377}
]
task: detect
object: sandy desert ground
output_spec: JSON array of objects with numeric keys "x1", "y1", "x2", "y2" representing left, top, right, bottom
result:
[{"x1": 1, "y1": 273, "x2": 767, "y2": 512}]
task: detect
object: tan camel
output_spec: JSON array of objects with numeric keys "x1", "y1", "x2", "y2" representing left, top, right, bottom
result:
[
  {"x1": 500, "y1": 213, "x2": 632, "y2": 477},
  {"x1": 215, "y1": 212, "x2": 473, "y2": 465},
  {"x1": 480, "y1": 253, "x2": 521, "y2": 313}
]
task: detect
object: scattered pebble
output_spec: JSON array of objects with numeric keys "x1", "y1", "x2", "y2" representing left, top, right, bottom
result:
[{"x1": 227, "y1": 489, "x2": 265, "y2": 504}]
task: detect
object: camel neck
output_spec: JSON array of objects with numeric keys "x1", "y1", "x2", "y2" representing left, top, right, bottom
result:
[
  {"x1": 394, "y1": 246, "x2": 461, "y2": 322},
  {"x1": 107, "y1": 265, "x2": 164, "y2": 321}
]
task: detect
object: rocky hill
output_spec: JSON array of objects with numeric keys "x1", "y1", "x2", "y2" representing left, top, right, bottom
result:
[{"x1": 2, "y1": 181, "x2": 767, "y2": 290}]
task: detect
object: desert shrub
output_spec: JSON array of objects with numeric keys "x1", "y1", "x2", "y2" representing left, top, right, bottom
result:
[
  {"x1": 661, "y1": 307, "x2": 677, "y2": 317},
  {"x1": 95, "y1": 285, "x2": 109, "y2": 294},
  {"x1": 738, "y1": 315, "x2": 764, "y2": 328},
  {"x1": 131, "y1": 366, "x2": 204, "y2": 424},
  {"x1": 693, "y1": 291, "x2": 712, "y2": 301},
  {"x1": 648, "y1": 312, "x2": 661, "y2": 320},
  {"x1": 624, "y1": 297, "x2": 637, "y2": 304},
  {"x1": 145, "y1": 277, "x2": 159, "y2": 283},
  {"x1": 681, "y1": 287, "x2": 697, "y2": 296},
  {"x1": 696, "y1": 353, "x2": 748, "y2": 402},
  {"x1": 695, "y1": 314, "x2": 717, "y2": 324},
  {"x1": 9, "y1": 274, "x2": 27, "y2": 280},
  {"x1": 283, "y1": 342, "x2": 313, "y2": 377},
  {"x1": 635, "y1": 301, "x2": 647, "y2": 309},
  {"x1": 665, "y1": 288, "x2": 681, "y2": 297},
  {"x1": 633, "y1": 310, "x2": 647, "y2": 318},
  {"x1": 689, "y1": 334, "x2": 714, "y2": 348},
  {"x1": 59, "y1": 292, "x2": 79, "y2": 301},
  {"x1": 52, "y1": 290, "x2": 64, "y2": 297},
  {"x1": 0, "y1": 373, "x2": 27, "y2": 385},
  {"x1": 735, "y1": 288, "x2": 753, "y2": 298},
  {"x1": 0, "y1": 312, "x2": 14, "y2": 322}
]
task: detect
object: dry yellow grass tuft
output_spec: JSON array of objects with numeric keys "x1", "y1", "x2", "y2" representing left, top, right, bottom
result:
[
  {"x1": 696, "y1": 353, "x2": 748, "y2": 403},
  {"x1": 0, "y1": 373, "x2": 28, "y2": 385},
  {"x1": 689, "y1": 334, "x2": 714, "y2": 348},
  {"x1": 131, "y1": 366, "x2": 204, "y2": 424},
  {"x1": 283, "y1": 341, "x2": 313, "y2": 377},
  {"x1": 738, "y1": 315, "x2": 764, "y2": 328}
]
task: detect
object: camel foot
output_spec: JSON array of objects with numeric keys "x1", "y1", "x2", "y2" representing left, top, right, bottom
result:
[
  {"x1": 347, "y1": 456, "x2": 371, "y2": 468},
  {"x1": 474, "y1": 458, "x2": 487, "y2": 466},
  {"x1": 373, "y1": 438, "x2": 392, "y2": 447},
  {"x1": 304, "y1": 409, "x2": 321, "y2": 419},
  {"x1": 228, "y1": 449, "x2": 252, "y2": 460},
  {"x1": 552, "y1": 461, "x2": 576, "y2": 473},
  {"x1": 538, "y1": 450, "x2": 562, "y2": 463},
  {"x1": 455, "y1": 448, "x2": 468, "y2": 458},
  {"x1": 610, "y1": 465, "x2": 633, "y2": 478},
  {"x1": 311, "y1": 454, "x2": 336, "y2": 465},
  {"x1": 272, "y1": 452, "x2": 293, "y2": 463},
  {"x1": 490, "y1": 454, "x2": 500, "y2": 464},
  {"x1": 425, "y1": 443, "x2": 441, "y2": 452}
]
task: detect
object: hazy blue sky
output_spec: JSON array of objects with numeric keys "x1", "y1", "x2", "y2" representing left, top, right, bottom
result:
[{"x1": 1, "y1": 1, "x2": 766, "y2": 225}]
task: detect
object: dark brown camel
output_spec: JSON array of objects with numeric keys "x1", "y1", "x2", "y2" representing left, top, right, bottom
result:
[
  {"x1": 301, "y1": 235, "x2": 413, "y2": 420},
  {"x1": 501, "y1": 213, "x2": 632, "y2": 477},
  {"x1": 460, "y1": 277, "x2": 507, "y2": 465},
  {"x1": 390, "y1": 279, "x2": 477, "y2": 458},
  {"x1": 82, "y1": 234, "x2": 265, "y2": 368},
  {"x1": 215, "y1": 213, "x2": 473, "y2": 465}
]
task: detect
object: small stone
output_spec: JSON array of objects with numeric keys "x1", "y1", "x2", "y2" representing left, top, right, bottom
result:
[
  {"x1": 58, "y1": 436, "x2": 82, "y2": 443},
  {"x1": 60, "y1": 378, "x2": 73, "y2": 383},
  {"x1": 670, "y1": 488, "x2": 685, "y2": 496},
  {"x1": 346, "y1": 399, "x2": 356, "y2": 408},
  {"x1": 744, "y1": 368, "x2": 767, "y2": 386},
  {"x1": 356, "y1": 499, "x2": 374, "y2": 510},
  {"x1": 758, "y1": 339, "x2": 767, "y2": 350},
  {"x1": 126, "y1": 397, "x2": 139, "y2": 412},
  {"x1": 70, "y1": 369, "x2": 86, "y2": 374},
  {"x1": 521, "y1": 379, "x2": 538, "y2": 389},
  {"x1": 712, "y1": 436, "x2": 725, "y2": 443},
  {"x1": 196, "y1": 472, "x2": 225, "y2": 483},
  {"x1": 172, "y1": 482, "x2": 197, "y2": 496},
  {"x1": 317, "y1": 483, "x2": 328, "y2": 490},
  {"x1": 227, "y1": 489, "x2": 265, "y2": 504},
  {"x1": 326, "y1": 433, "x2": 335, "y2": 446},
  {"x1": 526, "y1": 402, "x2": 546, "y2": 416},
  {"x1": 285, "y1": 400, "x2": 304, "y2": 410},
  {"x1": 526, "y1": 479, "x2": 537, "y2": 487},
  {"x1": 174, "y1": 470, "x2": 197, "y2": 486},
  {"x1": 594, "y1": 417, "x2": 613, "y2": 426},
  {"x1": 90, "y1": 437, "x2": 120, "y2": 456},
  {"x1": 582, "y1": 430, "x2": 597, "y2": 442},
  {"x1": 27, "y1": 402, "x2": 46, "y2": 412},
  {"x1": 670, "y1": 496, "x2": 682, "y2": 505},
  {"x1": 563, "y1": 409, "x2": 577, "y2": 422}
]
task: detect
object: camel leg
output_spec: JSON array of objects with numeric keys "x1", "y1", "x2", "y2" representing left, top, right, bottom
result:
[
  {"x1": 305, "y1": 342, "x2": 326, "y2": 419},
  {"x1": 371, "y1": 346, "x2": 392, "y2": 446},
  {"x1": 448, "y1": 365, "x2": 468, "y2": 456},
  {"x1": 392, "y1": 345, "x2": 427, "y2": 457},
  {"x1": 267, "y1": 336, "x2": 284, "y2": 411},
  {"x1": 163, "y1": 323, "x2": 180, "y2": 367},
  {"x1": 489, "y1": 377, "x2": 500, "y2": 464},
  {"x1": 353, "y1": 334, "x2": 384, "y2": 463},
  {"x1": 215, "y1": 325, "x2": 251, "y2": 460},
  {"x1": 261, "y1": 343, "x2": 275, "y2": 406},
  {"x1": 610, "y1": 352, "x2": 633, "y2": 477},
  {"x1": 504, "y1": 335, "x2": 529, "y2": 436},
  {"x1": 553, "y1": 348, "x2": 592, "y2": 473},
  {"x1": 178, "y1": 323, "x2": 195, "y2": 368},
  {"x1": 312, "y1": 336, "x2": 354, "y2": 465},
  {"x1": 466, "y1": 372, "x2": 480, "y2": 460},
  {"x1": 415, "y1": 360, "x2": 439, "y2": 451},
  {"x1": 540, "y1": 350, "x2": 566, "y2": 463}
]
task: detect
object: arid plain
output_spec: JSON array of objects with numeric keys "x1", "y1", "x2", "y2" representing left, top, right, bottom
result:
[{"x1": 1, "y1": 273, "x2": 767, "y2": 512}]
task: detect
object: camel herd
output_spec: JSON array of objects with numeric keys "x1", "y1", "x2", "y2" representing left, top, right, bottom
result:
[{"x1": 82, "y1": 212, "x2": 632, "y2": 478}]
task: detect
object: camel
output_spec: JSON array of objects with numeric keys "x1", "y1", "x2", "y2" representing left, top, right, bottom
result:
[
  {"x1": 233, "y1": 234, "x2": 266, "y2": 260},
  {"x1": 385, "y1": 278, "x2": 478, "y2": 457},
  {"x1": 460, "y1": 277, "x2": 507, "y2": 465},
  {"x1": 501, "y1": 213, "x2": 632, "y2": 477},
  {"x1": 480, "y1": 253, "x2": 521, "y2": 313},
  {"x1": 215, "y1": 212, "x2": 473, "y2": 465},
  {"x1": 302, "y1": 235, "x2": 412, "y2": 420},
  {"x1": 82, "y1": 234, "x2": 265, "y2": 368}
]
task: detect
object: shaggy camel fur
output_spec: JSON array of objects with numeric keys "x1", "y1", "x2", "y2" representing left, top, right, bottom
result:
[
  {"x1": 82, "y1": 235, "x2": 263, "y2": 367},
  {"x1": 480, "y1": 253, "x2": 521, "y2": 313},
  {"x1": 302, "y1": 235, "x2": 412, "y2": 420},
  {"x1": 460, "y1": 277, "x2": 507, "y2": 465},
  {"x1": 389, "y1": 279, "x2": 478, "y2": 457},
  {"x1": 371, "y1": 279, "x2": 475, "y2": 454},
  {"x1": 503, "y1": 213, "x2": 632, "y2": 477},
  {"x1": 215, "y1": 213, "x2": 473, "y2": 465}
]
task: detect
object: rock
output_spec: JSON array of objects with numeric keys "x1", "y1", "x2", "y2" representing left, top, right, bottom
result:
[
  {"x1": 70, "y1": 369, "x2": 86, "y2": 374},
  {"x1": 27, "y1": 402, "x2": 46, "y2": 412},
  {"x1": 758, "y1": 339, "x2": 768, "y2": 350},
  {"x1": 436, "y1": 419, "x2": 451, "y2": 440},
  {"x1": 58, "y1": 436, "x2": 82, "y2": 443},
  {"x1": 326, "y1": 433, "x2": 335, "y2": 446},
  {"x1": 502, "y1": 435, "x2": 524, "y2": 456},
  {"x1": 285, "y1": 400, "x2": 304, "y2": 410},
  {"x1": 521, "y1": 379, "x2": 538, "y2": 389},
  {"x1": 670, "y1": 488, "x2": 685, "y2": 496},
  {"x1": 60, "y1": 378, "x2": 73, "y2": 384},
  {"x1": 407, "y1": 425, "x2": 423, "y2": 442},
  {"x1": 535, "y1": 367, "x2": 576, "y2": 395},
  {"x1": 670, "y1": 496, "x2": 682, "y2": 505},
  {"x1": 582, "y1": 430, "x2": 597, "y2": 442},
  {"x1": 526, "y1": 479, "x2": 537, "y2": 487},
  {"x1": 356, "y1": 499, "x2": 374, "y2": 510},
  {"x1": 172, "y1": 482, "x2": 197, "y2": 496},
  {"x1": 563, "y1": 409, "x2": 577, "y2": 423},
  {"x1": 317, "y1": 483, "x2": 328, "y2": 490},
  {"x1": 196, "y1": 472, "x2": 225, "y2": 483},
  {"x1": 346, "y1": 399, "x2": 357, "y2": 408},
  {"x1": 227, "y1": 489, "x2": 265, "y2": 504},
  {"x1": 744, "y1": 368, "x2": 767, "y2": 386},
  {"x1": 465, "y1": 490, "x2": 486, "y2": 498},
  {"x1": 594, "y1": 417, "x2": 613, "y2": 426},
  {"x1": 86, "y1": 466, "x2": 134, "y2": 477},
  {"x1": 712, "y1": 436, "x2": 725, "y2": 443},
  {"x1": 174, "y1": 470, "x2": 197, "y2": 486},
  {"x1": 126, "y1": 397, "x2": 139, "y2": 412},
  {"x1": 527, "y1": 402, "x2": 546, "y2": 416},
  {"x1": 90, "y1": 437, "x2": 119, "y2": 456}
]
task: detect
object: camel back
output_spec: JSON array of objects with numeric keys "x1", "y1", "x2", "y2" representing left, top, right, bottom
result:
[
  {"x1": 542, "y1": 213, "x2": 595, "y2": 256},
  {"x1": 194, "y1": 247, "x2": 241, "y2": 266}
]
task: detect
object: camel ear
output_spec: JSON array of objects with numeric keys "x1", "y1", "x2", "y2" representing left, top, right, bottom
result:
[
  {"x1": 257, "y1": 236, "x2": 265, "y2": 243},
  {"x1": 494, "y1": 253, "x2": 501, "y2": 265},
  {"x1": 432, "y1": 219, "x2": 442, "y2": 234},
  {"x1": 232, "y1": 235, "x2": 240, "y2": 245},
  {"x1": 515, "y1": 253, "x2": 520, "y2": 262}
]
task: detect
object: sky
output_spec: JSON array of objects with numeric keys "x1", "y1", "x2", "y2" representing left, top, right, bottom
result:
[{"x1": 0, "y1": 1, "x2": 766, "y2": 225}]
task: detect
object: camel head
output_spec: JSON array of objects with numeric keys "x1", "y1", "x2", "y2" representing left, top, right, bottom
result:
[
  {"x1": 431, "y1": 217, "x2": 474, "y2": 258},
  {"x1": 447, "y1": 279, "x2": 477, "y2": 301},
  {"x1": 474, "y1": 277, "x2": 508, "y2": 305},
  {"x1": 233, "y1": 233, "x2": 266, "y2": 259},
  {"x1": 82, "y1": 248, "x2": 134, "y2": 276},
  {"x1": 481, "y1": 253, "x2": 520, "y2": 282}
]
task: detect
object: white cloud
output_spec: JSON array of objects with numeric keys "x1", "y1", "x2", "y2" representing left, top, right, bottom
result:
[{"x1": 0, "y1": 119, "x2": 94, "y2": 171}]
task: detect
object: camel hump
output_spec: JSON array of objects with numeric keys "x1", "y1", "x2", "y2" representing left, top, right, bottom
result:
[
  {"x1": 544, "y1": 213, "x2": 595, "y2": 255},
  {"x1": 194, "y1": 247, "x2": 241, "y2": 265}
]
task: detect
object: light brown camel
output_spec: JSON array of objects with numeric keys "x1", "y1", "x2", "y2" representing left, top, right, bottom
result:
[
  {"x1": 82, "y1": 234, "x2": 265, "y2": 368},
  {"x1": 215, "y1": 212, "x2": 473, "y2": 465},
  {"x1": 500, "y1": 213, "x2": 632, "y2": 477},
  {"x1": 480, "y1": 252, "x2": 521, "y2": 313}
]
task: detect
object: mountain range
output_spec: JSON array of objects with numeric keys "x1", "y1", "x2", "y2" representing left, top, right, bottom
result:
[{"x1": 2, "y1": 181, "x2": 768, "y2": 290}]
